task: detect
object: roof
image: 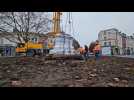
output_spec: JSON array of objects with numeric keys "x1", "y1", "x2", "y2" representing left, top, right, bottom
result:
[
  {"x1": 99, "y1": 28, "x2": 119, "y2": 34},
  {"x1": 104, "y1": 28, "x2": 119, "y2": 32}
]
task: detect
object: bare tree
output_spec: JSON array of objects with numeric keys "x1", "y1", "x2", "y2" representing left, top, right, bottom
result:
[{"x1": 0, "y1": 12, "x2": 51, "y2": 43}]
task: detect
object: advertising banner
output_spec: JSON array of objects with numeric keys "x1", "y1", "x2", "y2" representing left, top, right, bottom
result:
[{"x1": 102, "y1": 47, "x2": 111, "y2": 56}]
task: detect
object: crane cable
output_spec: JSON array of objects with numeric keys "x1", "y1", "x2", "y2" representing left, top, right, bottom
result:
[
  {"x1": 70, "y1": 12, "x2": 75, "y2": 37},
  {"x1": 64, "y1": 12, "x2": 68, "y2": 33},
  {"x1": 68, "y1": 12, "x2": 80, "y2": 45},
  {"x1": 65, "y1": 12, "x2": 80, "y2": 54},
  {"x1": 70, "y1": 13, "x2": 80, "y2": 44}
]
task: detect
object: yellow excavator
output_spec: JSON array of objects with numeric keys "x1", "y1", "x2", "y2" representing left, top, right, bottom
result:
[{"x1": 16, "y1": 12, "x2": 62, "y2": 56}]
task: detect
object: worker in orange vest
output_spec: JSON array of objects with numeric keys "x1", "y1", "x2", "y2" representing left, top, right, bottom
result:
[
  {"x1": 78, "y1": 47, "x2": 86, "y2": 60},
  {"x1": 93, "y1": 40, "x2": 101, "y2": 60},
  {"x1": 78, "y1": 47, "x2": 85, "y2": 55}
]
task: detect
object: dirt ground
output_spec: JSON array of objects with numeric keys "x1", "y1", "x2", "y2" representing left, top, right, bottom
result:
[{"x1": 0, "y1": 56, "x2": 134, "y2": 87}]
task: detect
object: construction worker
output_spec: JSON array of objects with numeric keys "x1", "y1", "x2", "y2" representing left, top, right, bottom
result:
[
  {"x1": 78, "y1": 46, "x2": 89, "y2": 61},
  {"x1": 78, "y1": 47, "x2": 85, "y2": 60},
  {"x1": 84, "y1": 45, "x2": 89, "y2": 61},
  {"x1": 78, "y1": 47, "x2": 84, "y2": 55},
  {"x1": 93, "y1": 40, "x2": 101, "y2": 60}
]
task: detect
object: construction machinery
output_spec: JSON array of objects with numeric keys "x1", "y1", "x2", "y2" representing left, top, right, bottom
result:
[
  {"x1": 15, "y1": 12, "x2": 62, "y2": 56},
  {"x1": 16, "y1": 42, "x2": 43, "y2": 56},
  {"x1": 16, "y1": 12, "x2": 80, "y2": 57},
  {"x1": 16, "y1": 41, "x2": 53, "y2": 56}
]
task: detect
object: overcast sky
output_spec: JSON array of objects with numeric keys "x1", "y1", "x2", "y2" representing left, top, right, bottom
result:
[{"x1": 51, "y1": 12, "x2": 134, "y2": 46}]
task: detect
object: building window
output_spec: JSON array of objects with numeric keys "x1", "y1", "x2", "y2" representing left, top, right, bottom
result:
[
  {"x1": 104, "y1": 31, "x2": 106, "y2": 35},
  {"x1": 131, "y1": 48, "x2": 133, "y2": 52},
  {"x1": 31, "y1": 38, "x2": 34, "y2": 41},
  {"x1": 32, "y1": 38, "x2": 34, "y2": 42},
  {"x1": 104, "y1": 37, "x2": 106, "y2": 40},
  {"x1": 109, "y1": 42, "x2": 111, "y2": 46},
  {"x1": 35, "y1": 38, "x2": 37, "y2": 42},
  {"x1": 98, "y1": 34, "x2": 101, "y2": 39},
  {"x1": 104, "y1": 42, "x2": 107, "y2": 46},
  {"x1": 108, "y1": 32, "x2": 111, "y2": 34},
  {"x1": 0, "y1": 38, "x2": 4, "y2": 44}
]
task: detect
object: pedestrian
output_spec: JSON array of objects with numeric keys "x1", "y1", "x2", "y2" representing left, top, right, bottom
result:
[
  {"x1": 93, "y1": 40, "x2": 101, "y2": 60},
  {"x1": 84, "y1": 45, "x2": 89, "y2": 61}
]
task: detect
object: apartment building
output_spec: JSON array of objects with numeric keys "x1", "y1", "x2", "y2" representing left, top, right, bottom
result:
[
  {"x1": 98, "y1": 28, "x2": 134, "y2": 55},
  {"x1": 98, "y1": 28, "x2": 122, "y2": 55},
  {"x1": 126, "y1": 36, "x2": 134, "y2": 55}
]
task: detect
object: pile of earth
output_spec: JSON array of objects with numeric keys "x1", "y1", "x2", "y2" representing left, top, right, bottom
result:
[{"x1": 0, "y1": 56, "x2": 134, "y2": 87}]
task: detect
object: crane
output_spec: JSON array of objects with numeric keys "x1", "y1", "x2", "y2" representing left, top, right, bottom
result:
[
  {"x1": 15, "y1": 12, "x2": 80, "y2": 57},
  {"x1": 15, "y1": 12, "x2": 63, "y2": 57},
  {"x1": 52, "y1": 12, "x2": 62, "y2": 34}
]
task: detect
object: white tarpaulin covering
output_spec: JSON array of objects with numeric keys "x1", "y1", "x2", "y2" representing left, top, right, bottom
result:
[{"x1": 49, "y1": 33, "x2": 79, "y2": 55}]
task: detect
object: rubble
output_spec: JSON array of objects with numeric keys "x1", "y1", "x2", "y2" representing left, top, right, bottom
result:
[
  {"x1": 113, "y1": 78, "x2": 120, "y2": 82},
  {"x1": 90, "y1": 74, "x2": 97, "y2": 77},
  {"x1": 107, "y1": 83, "x2": 115, "y2": 87},
  {"x1": 121, "y1": 80, "x2": 128, "y2": 84},
  {"x1": 11, "y1": 80, "x2": 22, "y2": 86},
  {"x1": 0, "y1": 56, "x2": 133, "y2": 87}
]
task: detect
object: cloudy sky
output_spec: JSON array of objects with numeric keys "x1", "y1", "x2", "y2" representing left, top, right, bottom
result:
[{"x1": 52, "y1": 12, "x2": 134, "y2": 46}]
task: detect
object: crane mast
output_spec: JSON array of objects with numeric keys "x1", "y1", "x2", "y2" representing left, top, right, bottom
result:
[{"x1": 52, "y1": 12, "x2": 62, "y2": 34}]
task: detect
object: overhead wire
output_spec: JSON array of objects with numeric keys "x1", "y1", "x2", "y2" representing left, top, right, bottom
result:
[
  {"x1": 70, "y1": 12, "x2": 75, "y2": 37},
  {"x1": 64, "y1": 12, "x2": 80, "y2": 54}
]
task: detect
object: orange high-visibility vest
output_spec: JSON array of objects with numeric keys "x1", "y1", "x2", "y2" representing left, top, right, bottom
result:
[
  {"x1": 93, "y1": 44, "x2": 101, "y2": 51},
  {"x1": 79, "y1": 47, "x2": 85, "y2": 54}
]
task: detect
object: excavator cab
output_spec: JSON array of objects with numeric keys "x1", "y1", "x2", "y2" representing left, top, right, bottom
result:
[
  {"x1": 17, "y1": 43, "x2": 25, "y2": 48},
  {"x1": 48, "y1": 39, "x2": 55, "y2": 49},
  {"x1": 16, "y1": 43, "x2": 26, "y2": 53}
]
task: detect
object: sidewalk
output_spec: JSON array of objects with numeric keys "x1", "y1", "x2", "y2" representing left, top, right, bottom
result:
[{"x1": 113, "y1": 55, "x2": 134, "y2": 59}]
